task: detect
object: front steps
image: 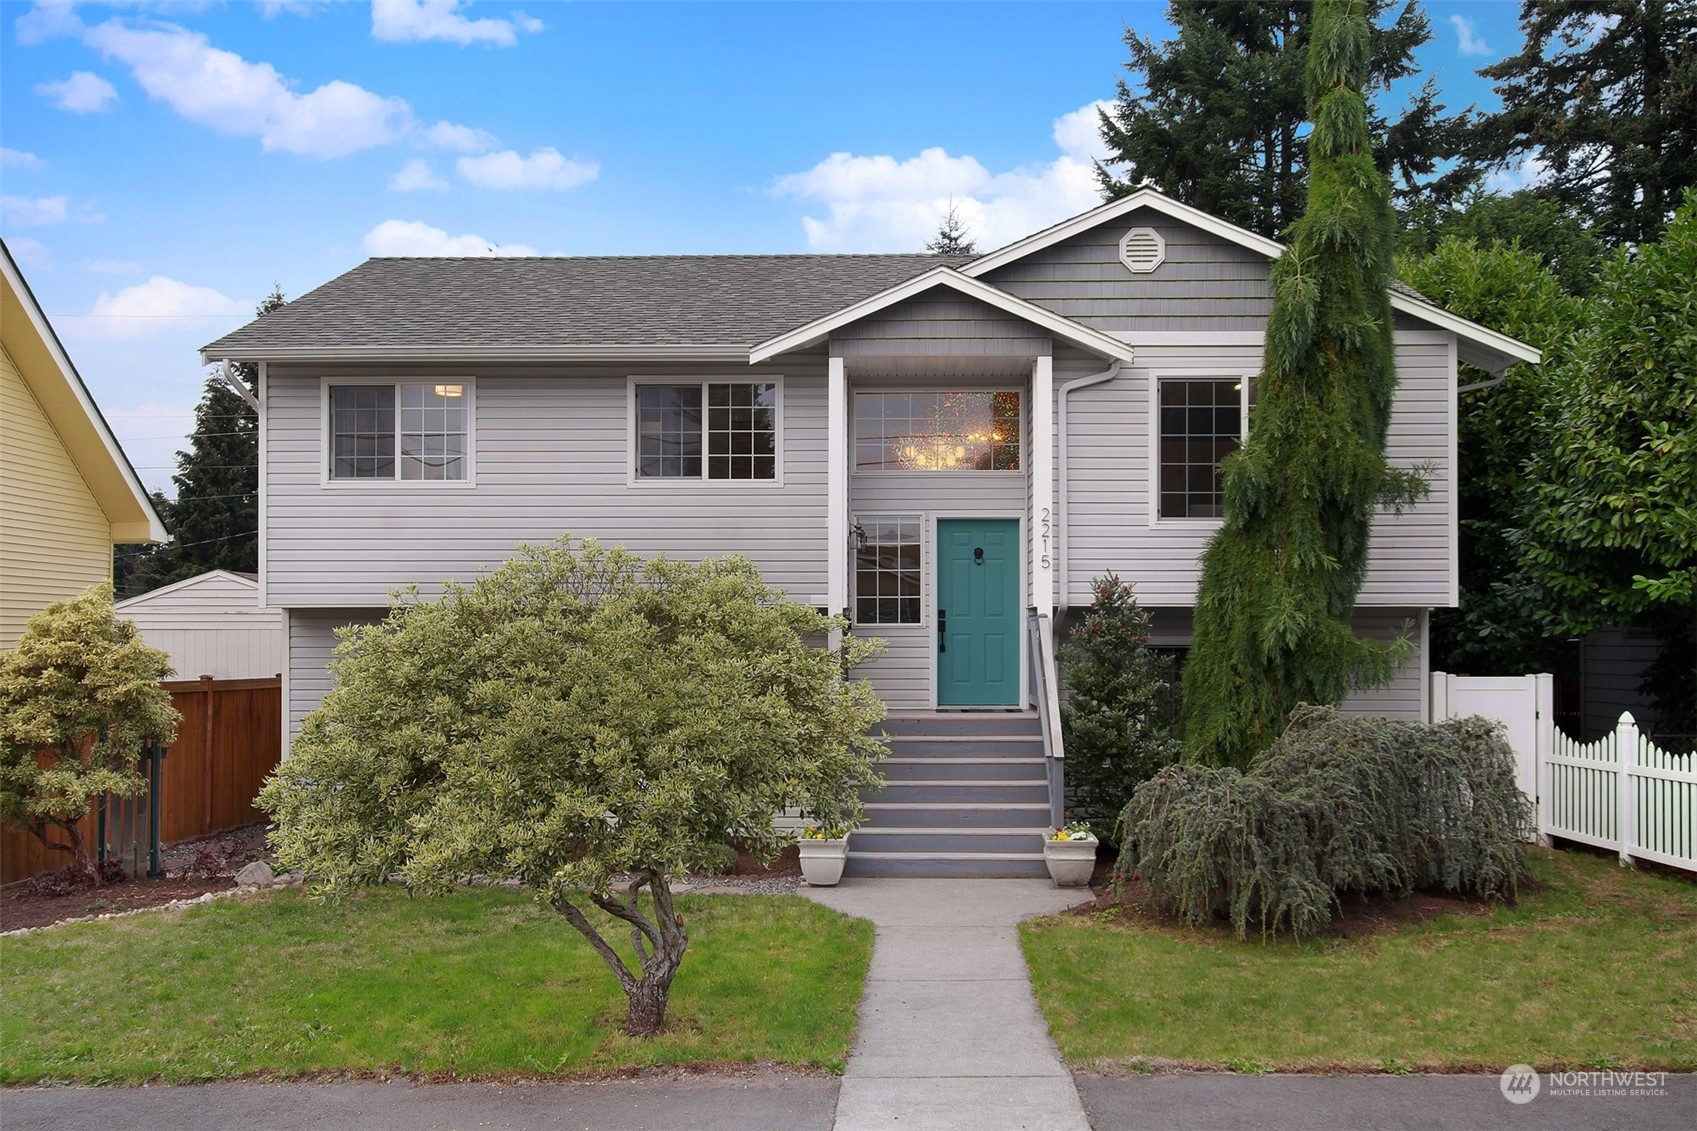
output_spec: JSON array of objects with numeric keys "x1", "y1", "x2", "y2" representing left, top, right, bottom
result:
[{"x1": 848, "y1": 711, "x2": 1052, "y2": 878}]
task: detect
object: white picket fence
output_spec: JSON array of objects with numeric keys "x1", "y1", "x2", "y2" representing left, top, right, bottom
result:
[{"x1": 1432, "y1": 673, "x2": 1696, "y2": 875}]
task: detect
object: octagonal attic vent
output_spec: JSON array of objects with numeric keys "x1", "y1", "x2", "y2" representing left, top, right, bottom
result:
[{"x1": 1119, "y1": 226, "x2": 1166, "y2": 274}]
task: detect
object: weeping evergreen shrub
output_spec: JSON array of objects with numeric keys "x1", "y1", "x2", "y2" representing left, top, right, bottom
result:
[
  {"x1": 1057, "y1": 573, "x2": 1181, "y2": 840},
  {"x1": 1116, "y1": 706, "x2": 1533, "y2": 938}
]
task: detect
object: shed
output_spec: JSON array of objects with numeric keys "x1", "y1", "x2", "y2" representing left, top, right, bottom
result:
[{"x1": 116, "y1": 570, "x2": 283, "y2": 680}]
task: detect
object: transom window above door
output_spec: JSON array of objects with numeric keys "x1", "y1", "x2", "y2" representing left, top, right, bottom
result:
[
  {"x1": 635, "y1": 381, "x2": 777, "y2": 480},
  {"x1": 855, "y1": 391, "x2": 1020, "y2": 472}
]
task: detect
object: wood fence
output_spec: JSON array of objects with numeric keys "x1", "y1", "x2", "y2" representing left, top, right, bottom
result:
[{"x1": 1, "y1": 676, "x2": 281, "y2": 885}]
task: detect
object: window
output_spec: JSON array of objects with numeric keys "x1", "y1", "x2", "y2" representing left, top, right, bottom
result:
[
  {"x1": 1158, "y1": 378, "x2": 1242, "y2": 519},
  {"x1": 855, "y1": 517, "x2": 922, "y2": 625},
  {"x1": 855, "y1": 391, "x2": 1020, "y2": 472},
  {"x1": 636, "y1": 381, "x2": 776, "y2": 479},
  {"x1": 329, "y1": 382, "x2": 468, "y2": 481}
]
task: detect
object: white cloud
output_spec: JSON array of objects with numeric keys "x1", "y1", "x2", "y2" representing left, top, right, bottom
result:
[
  {"x1": 388, "y1": 158, "x2": 447, "y2": 192},
  {"x1": 362, "y1": 219, "x2": 538, "y2": 257},
  {"x1": 87, "y1": 258, "x2": 144, "y2": 274},
  {"x1": 771, "y1": 101, "x2": 1111, "y2": 253},
  {"x1": 370, "y1": 0, "x2": 542, "y2": 47},
  {"x1": 456, "y1": 147, "x2": 597, "y2": 191},
  {"x1": 0, "y1": 147, "x2": 44, "y2": 170},
  {"x1": 1, "y1": 194, "x2": 70, "y2": 227},
  {"x1": 422, "y1": 119, "x2": 498, "y2": 153},
  {"x1": 87, "y1": 275, "x2": 245, "y2": 338},
  {"x1": 1450, "y1": 15, "x2": 1490, "y2": 57},
  {"x1": 34, "y1": 70, "x2": 120, "y2": 112},
  {"x1": 1051, "y1": 100, "x2": 1114, "y2": 164},
  {"x1": 258, "y1": 0, "x2": 329, "y2": 15},
  {"x1": 1486, "y1": 153, "x2": 1550, "y2": 195},
  {"x1": 83, "y1": 18, "x2": 413, "y2": 159},
  {"x1": 7, "y1": 237, "x2": 54, "y2": 270}
]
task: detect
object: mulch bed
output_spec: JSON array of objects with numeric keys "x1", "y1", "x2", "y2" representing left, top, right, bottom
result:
[
  {"x1": 0, "y1": 875, "x2": 235, "y2": 933},
  {"x1": 726, "y1": 842, "x2": 800, "y2": 879},
  {"x1": 1, "y1": 823, "x2": 275, "y2": 934}
]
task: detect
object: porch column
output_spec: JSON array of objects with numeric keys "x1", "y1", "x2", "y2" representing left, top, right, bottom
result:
[
  {"x1": 827, "y1": 354, "x2": 849, "y2": 645},
  {"x1": 1031, "y1": 352, "x2": 1055, "y2": 616}
]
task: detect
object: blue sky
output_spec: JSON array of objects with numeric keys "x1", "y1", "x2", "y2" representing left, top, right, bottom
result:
[{"x1": 0, "y1": 0, "x2": 1528, "y2": 494}]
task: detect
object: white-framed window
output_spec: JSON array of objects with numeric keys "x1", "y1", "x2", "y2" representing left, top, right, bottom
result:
[
  {"x1": 631, "y1": 379, "x2": 780, "y2": 481},
  {"x1": 325, "y1": 379, "x2": 472, "y2": 483},
  {"x1": 854, "y1": 390, "x2": 1021, "y2": 472},
  {"x1": 854, "y1": 516, "x2": 923, "y2": 625},
  {"x1": 1151, "y1": 373, "x2": 1251, "y2": 521}
]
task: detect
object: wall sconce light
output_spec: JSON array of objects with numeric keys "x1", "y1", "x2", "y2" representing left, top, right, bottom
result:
[{"x1": 850, "y1": 522, "x2": 868, "y2": 550}]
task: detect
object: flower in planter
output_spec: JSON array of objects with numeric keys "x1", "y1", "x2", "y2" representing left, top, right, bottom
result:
[{"x1": 1050, "y1": 821, "x2": 1096, "y2": 842}]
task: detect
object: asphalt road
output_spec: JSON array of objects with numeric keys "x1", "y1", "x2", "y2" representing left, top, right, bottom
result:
[{"x1": 5, "y1": 1071, "x2": 1693, "y2": 1130}]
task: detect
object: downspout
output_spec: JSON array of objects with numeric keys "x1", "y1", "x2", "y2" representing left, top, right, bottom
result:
[
  {"x1": 1056, "y1": 359, "x2": 1123, "y2": 615},
  {"x1": 216, "y1": 359, "x2": 260, "y2": 412}
]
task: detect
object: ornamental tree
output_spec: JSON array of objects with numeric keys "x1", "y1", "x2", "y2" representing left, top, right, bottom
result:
[
  {"x1": 1057, "y1": 573, "x2": 1180, "y2": 840},
  {"x1": 259, "y1": 539, "x2": 887, "y2": 1037},
  {"x1": 0, "y1": 583, "x2": 179, "y2": 881},
  {"x1": 1180, "y1": 0, "x2": 1412, "y2": 767}
]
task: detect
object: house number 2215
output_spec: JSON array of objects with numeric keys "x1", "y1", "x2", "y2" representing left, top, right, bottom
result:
[{"x1": 1039, "y1": 507, "x2": 1052, "y2": 569}]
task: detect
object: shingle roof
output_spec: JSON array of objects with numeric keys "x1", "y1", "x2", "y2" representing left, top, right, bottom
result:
[{"x1": 202, "y1": 254, "x2": 974, "y2": 356}]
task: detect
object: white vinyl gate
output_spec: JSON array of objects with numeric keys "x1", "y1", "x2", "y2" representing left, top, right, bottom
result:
[{"x1": 1431, "y1": 672, "x2": 1696, "y2": 875}]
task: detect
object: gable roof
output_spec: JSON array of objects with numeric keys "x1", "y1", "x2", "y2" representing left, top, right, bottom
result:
[
  {"x1": 201, "y1": 254, "x2": 972, "y2": 362},
  {"x1": 1, "y1": 241, "x2": 166, "y2": 544},
  {"x1": 748, "y1": 267, "x2": 1137, "y2": 364},
  {"x1": 114, "y1": 569, "x2": 257, "y2": 611},
  {"x1": 962, "y1": 188, "x2": 1542, "y2": 375}
]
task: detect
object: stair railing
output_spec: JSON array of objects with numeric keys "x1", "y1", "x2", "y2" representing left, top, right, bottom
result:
[{"x1": 1027, "y1": 610, "x2": 1066, "y2": 830}]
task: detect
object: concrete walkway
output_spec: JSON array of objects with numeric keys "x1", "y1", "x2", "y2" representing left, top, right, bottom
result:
[{"x1": 802, "y1": 877, "x2": 1094, "y2": 1131}]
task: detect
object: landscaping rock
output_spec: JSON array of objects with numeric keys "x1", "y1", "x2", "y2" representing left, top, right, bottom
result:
[{"x1": 234, "y1": 861, "x2": 275, "y2": 888}]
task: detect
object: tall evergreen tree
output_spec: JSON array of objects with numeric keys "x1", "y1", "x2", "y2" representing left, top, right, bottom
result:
[
  {"x1": 1097, "y1": 0, "x2": 1471, "y2": 239},
  {"x1": 1471, "y1": 0, "x2": 1697, "y2": 247},
  {"x1": 1180, "y1": 0, "x2": 1409, "y2": 767},
  {"x1": 117, "y1": 286, "x2": 284, "y2": 595},
  {"x1": 926, "y1": 202, "x2": 978, "y2": 255}
]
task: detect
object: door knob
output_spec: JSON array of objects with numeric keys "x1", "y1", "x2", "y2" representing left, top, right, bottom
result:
[
  {"x1": 973, "y1": 547, "x2": 984, "y2": 564},
  {"x1": 938, "y1": 608, "x2": 946, "y2": 653}
]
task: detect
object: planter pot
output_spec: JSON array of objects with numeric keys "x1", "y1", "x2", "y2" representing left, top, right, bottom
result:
[
  {"x1": 1043, "y1": 835, "x2": 1098, "y2": 888},
  {"x1": 798, "y1": 837, "x2": 850, "y2": 886}
]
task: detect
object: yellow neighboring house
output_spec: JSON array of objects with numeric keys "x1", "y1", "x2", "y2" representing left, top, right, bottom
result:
[{"x1": 1, "y1": 240, "x2": 167, "y2": 648}]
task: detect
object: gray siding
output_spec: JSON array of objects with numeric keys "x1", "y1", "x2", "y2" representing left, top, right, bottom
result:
[
  {"x1": 983, "y1": 208, "x2": 1272, "y2": 332},
  {"x1": 1059, "y1": 335, "x2": 1453, "y2": 608},
  {"x1": 287, "y1": 608, "x2": 383, "y2": 745},
  {"x1": 832, "y1": 288, "x2": 1049, "y2": 357},
  {"x1": 264, "y1": 359, "x2": 829, "y2": 608},
  {"x1": 1080, "y1": 606, "x2": 1425, "y2": 721},
  {"x1": 1581, "y1": 626, "x2": 1662, "y2": 739}
]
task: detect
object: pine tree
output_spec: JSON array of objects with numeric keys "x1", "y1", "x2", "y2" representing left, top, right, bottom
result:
[
  {"x1": 1471, "y1": 0, "x2": 1697, "y2": 247},
  {"x1": 1098, "y1": 0, "x2": 1472, "y2": 239},
  {"x1": 118, "y1": 286, "x2": 284, "y2": 594},
  {"x1": 1180, "y1": 0, "x2": 1409, "y2": 767},
  {"x1": 926, "y1": 202, "x2": 977, "y2": 255}
]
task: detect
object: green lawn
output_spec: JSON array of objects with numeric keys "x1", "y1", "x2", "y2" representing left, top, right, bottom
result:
[
  {"x1": 0, "y1": 888, "x2": 871, "y2": 1084},
  {"x1": 1021, "y1": 847, "x2": 1697, "y2": 1073}
]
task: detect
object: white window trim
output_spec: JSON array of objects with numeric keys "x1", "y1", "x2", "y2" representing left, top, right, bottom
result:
[
  {"x1": 626, "y1": 375, "x2": 785, "y2": 487},
  {"x1": 1146, "y1": 369, "x2": 1252, "y2": 526},
  {"x1": 850, "y1": 384, "x2": 1026, "y2": 478},
  {"x1": 320, "y1": 376, "x2": 477, "y2": 489},
  {"x1": 851, "y1": 513, "x2": 927, "y2": 629}
]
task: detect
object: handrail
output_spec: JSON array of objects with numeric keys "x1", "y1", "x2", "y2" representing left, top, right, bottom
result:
[{"x1": 1027, "y1": 610, "x2": 1066, "y2": 830}]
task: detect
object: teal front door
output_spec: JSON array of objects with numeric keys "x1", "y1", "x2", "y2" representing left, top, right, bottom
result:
[{"x1": 936, "y1": 518, "x2": 1021, "y2": 707}]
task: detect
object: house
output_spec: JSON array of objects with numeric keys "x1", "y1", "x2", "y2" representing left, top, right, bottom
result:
[
  {"x1": 115, "y1": 570, "x2": 283, "y2": 681},
  {"x1": 1, "y1": 241, "x2": 167, "y2": 648},
  {"x1": 200, "y1": 190, "x2": 1539, "y2": 875}
]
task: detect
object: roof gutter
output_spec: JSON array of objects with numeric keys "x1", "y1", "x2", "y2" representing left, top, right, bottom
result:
[
  {"x1": 196, "y1": 343, "x2": 757, "y2": 366},
  {"x1": 1056, "y1": 359, "x2": 1124, "y2": 616}
]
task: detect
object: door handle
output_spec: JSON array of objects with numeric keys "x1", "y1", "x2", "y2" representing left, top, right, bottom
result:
[{"x1": 937, "y1": 609, "x2": 946, "y2": 653}]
